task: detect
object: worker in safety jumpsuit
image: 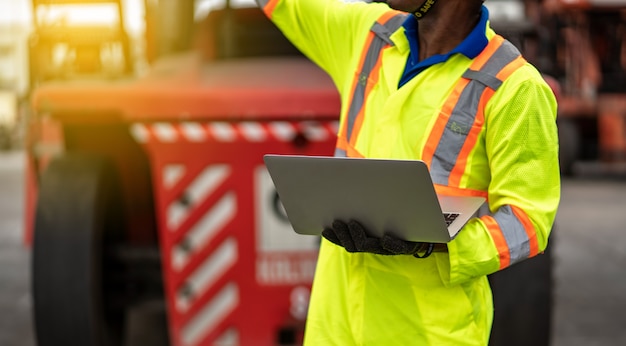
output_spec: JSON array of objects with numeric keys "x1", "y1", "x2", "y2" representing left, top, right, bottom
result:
[{"x1": 255, "y1": 0, "x2": 560, "y2": 344}]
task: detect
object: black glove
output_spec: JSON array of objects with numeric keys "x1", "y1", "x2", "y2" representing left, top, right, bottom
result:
[{"x1": 322, "y1": 219, "x2": 435, "y2": 258}]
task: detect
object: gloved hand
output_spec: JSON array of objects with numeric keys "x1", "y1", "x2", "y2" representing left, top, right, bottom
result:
[{"x1": 322, "y1": 219, "x2": 436, "y2": 258}]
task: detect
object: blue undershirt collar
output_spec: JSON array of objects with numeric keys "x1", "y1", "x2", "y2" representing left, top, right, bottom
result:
[{"x1": 398, "y1": 5, "x2": 490, "y2": 88}]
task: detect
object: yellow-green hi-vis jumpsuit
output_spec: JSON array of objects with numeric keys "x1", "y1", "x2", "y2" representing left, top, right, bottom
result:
[{"x1": 256, "y1": 0, "x2": 560, "y2": 345}]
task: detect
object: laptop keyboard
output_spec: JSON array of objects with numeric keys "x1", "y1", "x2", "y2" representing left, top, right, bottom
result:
[{"x1": 443, "y1": 213, "x2": 460, "y2": 226}]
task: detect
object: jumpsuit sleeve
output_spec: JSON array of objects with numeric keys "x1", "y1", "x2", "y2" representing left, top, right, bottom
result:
[
  {"x1": 437, "y1": 66, "x2": 561, "y2": 286},
  {"x1": 254, "y1": 0, "x2": 390, "y2": 92}
]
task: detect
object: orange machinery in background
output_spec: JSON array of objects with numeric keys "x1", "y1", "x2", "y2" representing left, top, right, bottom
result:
[
  {"x1": 537, "y1": 0, "x2": 626, "y2": 174},
  {"x1": 489, "y1": 0, "x2": 626, "y2": 174}
]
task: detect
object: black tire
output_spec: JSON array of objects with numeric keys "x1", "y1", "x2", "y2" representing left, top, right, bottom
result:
[
  {"x1": 558, "y1": 118, "x2": 579, "y2": 176},
  {"x1": 488, "y1": 229, "x2": 555, "y2": 346},
  {"x1": 32, "y1": 153, "x2": 126, "y2": 346}
]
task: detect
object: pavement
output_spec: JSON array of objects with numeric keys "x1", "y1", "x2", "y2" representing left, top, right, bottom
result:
[
  {"x1": 551, "y1": 174, "x2": 626, "y2": 346},
  {"x1": 0, "y1": 150, "x2": 34, "y2": 346},
  {"x1": 1, "y1": 149, "x2": 626, "y2": 346}
]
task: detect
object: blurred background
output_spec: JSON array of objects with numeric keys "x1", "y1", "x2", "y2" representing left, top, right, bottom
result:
[{"x1": 0, "y1": 0, "x2": 625, "y2": 345}]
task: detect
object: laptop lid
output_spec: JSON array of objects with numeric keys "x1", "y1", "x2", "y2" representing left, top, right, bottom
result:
[{"x1": 263, "y1": 155, "x2": 485, "y2": 243}]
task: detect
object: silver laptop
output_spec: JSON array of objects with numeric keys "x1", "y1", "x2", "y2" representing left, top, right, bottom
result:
[{"x1": 263, "y1": 155, "x2": 486, "y2": 243}]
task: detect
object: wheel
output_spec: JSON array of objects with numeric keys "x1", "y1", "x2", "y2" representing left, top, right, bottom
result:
[
  {"x1": 32, "y1": 153, "x2": 126, "y2": 346},
  {"x1": 488, "y1": 228, "x2": 555, "y2": 346},
  {"x1": 557, "y1": 118, "x2": 579, "y2": 176}
]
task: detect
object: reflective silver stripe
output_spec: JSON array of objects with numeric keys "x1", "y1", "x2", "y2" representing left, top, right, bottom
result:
[
  {"x1": 370, "y1": 22, "x2": 395, "y2": 46},
  {"x1": 334, "y1": 148, "x2": 347, "y2": 157},
  {"x1": 492, "y1": 205, "x2": 531, "y2": 265},
  {"x1": 344, "y1": 14, "x2": 407, "y2": 144},
  {"x1": 257, "y1": 0, "x2": 271, "y2": 7},
  {"x1": 431, "y1": 39, "x2": 521, "y2": 185},
  {"x1": 462, "y1": 70, "x2": 502, "y2": 90}
]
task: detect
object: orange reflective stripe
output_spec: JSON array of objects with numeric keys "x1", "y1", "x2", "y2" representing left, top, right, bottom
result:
[
  {"x1": 336, "y1": 135, "x2": 364, "y2": 158},
  {"x1": 423, "y1": 35, "x2": 502, "y2": 169},
  {"x1": 422, "y1": 35, "x2": 504, "y2": 170},
  {"x1": 448, "y1": 55, "x2": 527, "y2": 187},
  {"x1": 337, "y1": 115, "x2": 349, "y2": 147},
  {"x1": 481, "y1": 215, "x2": 511, "y2": 270},
  {"x1": 377, "y1": 10, "x2": 403, "y2": 27},
  {"x1": 340, "y1": 12, "x2": 406, "y2": 157},
  {"x1": 346, "y1": 11, "x2": 399, "y2": 129},
  {"x1": 469, "y1": 35, "x2": 504, "y2": 71},
  {"x1": 348, "y1": 35, "x2": 377, "y2": 105},
  {"x1": 336, "y1": 135, "x2": 348, "y2": 149},
  {"x1": 347, "y1": 146, "x2": 365, "y2": 158},
  {"x1": 447, "y1": 78, "x2": 494, "y2": 187},
  {"x1": 447, "y1": 120, "x2": 485, "y2": 186},
  {"x1": 511, "y1": 205, "x2": 540, "y2": 257},
  {"x1": 428, "y1": 35, "x2": 526, "y2": 189},
  {"x1": 485, "y1": 204, "x2": 540, "y2": 269},
  {"x1": 422, "y1": 79, "x2": 471, "y2": 167},
  {"x1": 433, "y1": 184, "x2": 488, "y2": 198},
  {"x1": 263, "y1": 0, "x2": 280, "y2": 17},
  {"x1": 496, "y1": 55, "x2": 526, "y2": 81},
  {"x1": 337, "y1": 27, "x2": 376, "y2": 152},
  {"x1": 349, "y1": 59, "x2": 384, "y2": 148},
  {"x1": 336, "y1": 135, "x2": 348, "y2": 152},
  {"x1": 446, "y1": 90, "x2": 489, "y2": 187}
]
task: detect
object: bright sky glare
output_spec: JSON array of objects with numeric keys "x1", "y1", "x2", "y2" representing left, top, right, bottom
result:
[
  {"x1": 0, "y1": 0, "x2": 145, "y2": 34},
  {"x1": 0, "y1": 0, "x2": 259, "y2": 31}
]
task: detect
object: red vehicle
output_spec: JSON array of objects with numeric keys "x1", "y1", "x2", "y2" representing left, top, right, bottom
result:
[{"x1": 26, "y1": 1, "x2": 556, "y2": 345}]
